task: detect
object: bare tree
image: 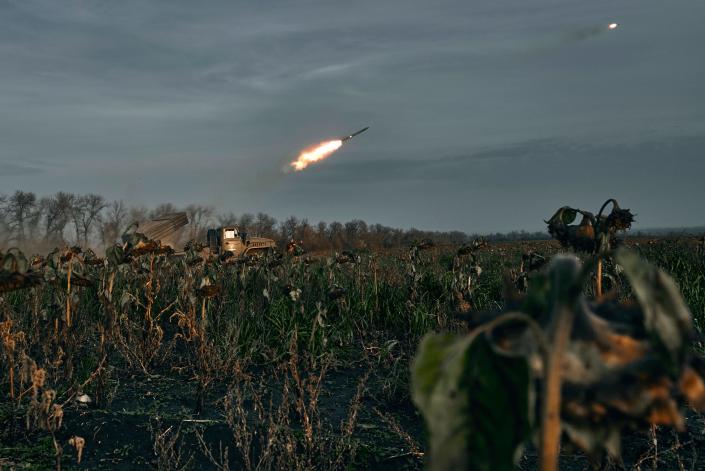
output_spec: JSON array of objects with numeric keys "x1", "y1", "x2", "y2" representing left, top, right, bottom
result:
[
  {"x1": 41, "y1": 192, "x2": 75, "y2": 244},
  {"x1": 128, "y1": 206, "x2": 149, "y2": 226},
  {"x1": 280, "y1": 216, "x2": 299, "y2": 242},
  {"x1": 238, "y1": 213, "x2": 254, "y2": 232},
  {"x1": 71, "y1": 194, "x2": 107, "y2": 247},
  {"x1": 217, "y1": 212, "x2": 238, "y2": 226},
  {"x1": 328, "y1": 221, "x2": 344, "y2": 249},
  {"x1": 83, "y1": 194, "x2": 107, "y2": 245},
  {"x1": 315, "y1": 221, "x2": 329, "y2": 251},
  {"x1": 150, "y1": 203, "x2": 180, "y2": 219},
  {"x1": 0, "y1": 193, "x2": 9, "y2": 246},
  {"x1": 5, "y1": 191, "x2": 41, "y2": 245},
  {"x1": 294, "y1": 218, "x2": 314, "y2": 243},
  {"x1": 185, "y1": 204, "x2": 214, "y2": 241},
  {"x1": 253, "y1": 213, "x2": 277, "y2": 238},
  {"x1": 101, "y1": 200, "x2": 128, "y2": 246}
]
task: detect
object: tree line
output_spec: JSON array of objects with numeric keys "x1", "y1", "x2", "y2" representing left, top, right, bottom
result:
[{"x1": 0, "y1": 190, "x2": 549, "y2": 254}]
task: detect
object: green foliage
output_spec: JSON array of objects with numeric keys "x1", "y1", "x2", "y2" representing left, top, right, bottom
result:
[
  {"x1": 617, "y1": 249, "x2": 693, "y2": 364},
  {"x1": 633, "y1": 239, "x2": 705, "y2": 333},
  {"x1": 412, "y1": 334, "x2": 530, "y2": 471}
]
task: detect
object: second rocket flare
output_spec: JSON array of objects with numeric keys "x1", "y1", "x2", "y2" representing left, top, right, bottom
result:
[{"x1": 341, "y1": 126, "x2": 369, "y2": 142}]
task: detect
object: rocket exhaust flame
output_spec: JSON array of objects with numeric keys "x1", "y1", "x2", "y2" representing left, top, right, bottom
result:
[
  {"x1": 288, "y1": 127, "x2": 368, "y2": 172},
  {"x1": 290, "y1": 139, "x2": 343, "y2": 171}
]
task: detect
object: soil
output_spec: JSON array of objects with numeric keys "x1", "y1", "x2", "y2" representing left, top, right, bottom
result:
[
  {"x1": 1, "y1": 367, "x2": 424, "y2": 470},
  {"x1": 5, "y1": 365, "x2": 705, "y2": 470}
]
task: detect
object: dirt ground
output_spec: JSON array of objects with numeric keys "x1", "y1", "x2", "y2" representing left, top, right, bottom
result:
[
  {"x1": 1, "y1": 367, "x2": 424, "y2": 470},
  {"x1": 5, "y1": 365, "x2": 705, "y2": 470}
]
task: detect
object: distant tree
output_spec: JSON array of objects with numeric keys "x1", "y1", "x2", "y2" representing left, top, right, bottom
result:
[
  {"x1": 316, "y1": 221, "x2": 327, "y2": 237},
  {"x1": 128, "y1": 206, "x2": 149, "y2": 226},
  {"x1": 0, "y1": 188, "x2": 555, "y2": 251},
  {"x1": 101, "y1": 200, "x2": 128, "y2": 246},
  {"x1": 217, "y1": 212, "x2": 238, "y2": 226},
  {"x1": 280, "y1": 216, "x2": 299, "y2": 242},
  {"x1": 386, "y1": 228, "x2": 404, "y2": 248},
  {"x1": 150, "y1": 203, "x2": 180, "y2": 218},
  {"x1": 294, "y1": 218, "x2": 310, "y2": 241},
  {"x1": 41, "y1": 192, "x2": 74, "y2": 244},
  {"x1": 328, "y1": 221, "x2": 344, "y2": 249},
  {"x1": 5, "y1": 191, "x2": 40, "y2": 244},
  {"x1": 84, "y1": 194, "x2": 108, "y2": 244},
  {"x1": 448, "y1": 230, "x2": 468, "y2": 245},
  {"x1": 344, "y1": 219, "x2": 368, "y2": 249},
  {"x1": 0, "y1": 194, "x2": 9, "y2": 246},
  {"x1": 238, "y1": 213, "x2": 255, "y2": 232},
  {"x1": 315, "y1": 221, "x2": 329, "y2": 251},
  {"x1": 253, "y1": 213, "x2": 277, "y2": 238},
  {"x1": 42, "y1": 193, "x2": 72, "y2": 240},
  {"x1": 185, "y1": 204, "x2": 214, "y2": 241},
  {"x1": 295, "y1": 219, "x2": 319, "y2": 249},
  {"x1": 70, "y1": 194, "x2": 107, "y2": 247}
]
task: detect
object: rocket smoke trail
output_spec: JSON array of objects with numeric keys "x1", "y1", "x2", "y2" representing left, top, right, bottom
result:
[
  {"x1": 563, "y1": 23, "x2": 619, "y2": 43},
  {"x1": 287, "y1": 127, "x2": 370, "y2": 172}
]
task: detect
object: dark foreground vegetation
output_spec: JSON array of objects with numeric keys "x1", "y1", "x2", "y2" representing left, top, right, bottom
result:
[{"x1": 0, "y1": 231, "x2": 704, "y2": 469}]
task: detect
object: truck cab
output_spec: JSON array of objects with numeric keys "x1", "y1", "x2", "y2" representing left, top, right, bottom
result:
[{"x1": 206, "y1": 226, "x2": 276, "y2": 258}]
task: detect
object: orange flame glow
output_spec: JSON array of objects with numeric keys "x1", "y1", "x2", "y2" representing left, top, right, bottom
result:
[{"x1": 290, "y1": 139, "x2": 343, "y2": 171}]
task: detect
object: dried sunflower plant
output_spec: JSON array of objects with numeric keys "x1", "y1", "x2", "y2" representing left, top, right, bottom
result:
[
  {"x1": 546, "y1": 198, "x2": 635, "y2": 297},
  {"x1": 412, "y1": 249, "x2": 705, "y2": 471}
]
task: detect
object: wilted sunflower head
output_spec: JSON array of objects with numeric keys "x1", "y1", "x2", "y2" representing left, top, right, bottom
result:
[
  {"x1": 606, "y1": 207, "x2": 635, "y2": 232},
  {"x1": 546, "y1": 207, "x2": 575, "y2": 246},
  {"x1": 546, "y1": 207, "x2": 599, "y2": 252},
  {"x1": 596, "y1": 199, "x2": 635, "y2": 235},
  {"x1": 576, "y1": 214, "x2": 595, "y2": 237}
]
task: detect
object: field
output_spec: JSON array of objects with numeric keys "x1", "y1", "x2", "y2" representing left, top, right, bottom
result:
[{"x1": 1, "y1": 237, "x2": 705, "y2": 470}]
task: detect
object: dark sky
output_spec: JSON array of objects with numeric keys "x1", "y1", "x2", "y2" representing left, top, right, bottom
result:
[{"x1": 1, "y1": 0, "x2": 704, "y2": 232}]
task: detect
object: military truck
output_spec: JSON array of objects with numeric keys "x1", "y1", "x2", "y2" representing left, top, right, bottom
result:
[
  {"x1": 133, "y1": 213, "x2": 276, "y2": 258},
  {"x1": 206, "y1": 226, "x2": 276, "y2": 258}
]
